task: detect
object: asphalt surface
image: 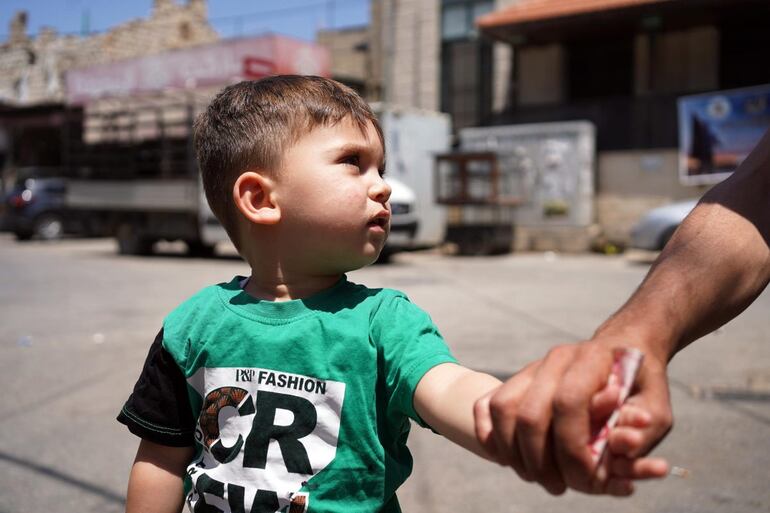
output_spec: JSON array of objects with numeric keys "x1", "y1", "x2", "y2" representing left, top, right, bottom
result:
[{"x1": 0, "y1": 235, "x2": 768, "y2": 512}]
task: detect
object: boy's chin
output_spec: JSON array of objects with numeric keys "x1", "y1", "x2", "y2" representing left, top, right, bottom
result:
[
  {"x1": 313, "y1": 250, "x2": 382, "y2": 275},
  {"x1": 347, "y1": 247, "x2": 385, "y2": 270},
  {"x1": 353, "y1": 251, "x2": 383, "y2": 269}
]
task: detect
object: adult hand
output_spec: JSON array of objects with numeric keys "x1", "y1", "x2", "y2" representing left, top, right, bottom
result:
[{"x1": 475, "y1": 338, "x2": 672, "y2": 495}]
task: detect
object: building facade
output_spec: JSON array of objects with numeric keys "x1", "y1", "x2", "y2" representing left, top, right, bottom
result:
[
  {"x1": 316, "y1": 25, "x2": 378, "y2": 101},
  {"x1": 0, "y1": 0, "x2": 217, "y2": 107},
  {"x1": 0, "y1": 0, "x2": 218, "y2": 176},
  {"x1": 373, "y1": 0, "x2": 770, "y2": 251},
  {"x1": 479, "y1": 0, "x2": 770, "y2": 245},
  {"x1": 374, "y1": 0, "x2": 517, "y2": 129}
]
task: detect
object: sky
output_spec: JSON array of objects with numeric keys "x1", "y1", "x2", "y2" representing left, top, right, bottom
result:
[{"x1": 0, "y1": 0, "x2": 370, "y2": 42}]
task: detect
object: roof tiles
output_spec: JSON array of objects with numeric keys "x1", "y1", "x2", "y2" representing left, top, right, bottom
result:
[{"x1": 477, "y1": 0, "x2": 671, "y2": 28}]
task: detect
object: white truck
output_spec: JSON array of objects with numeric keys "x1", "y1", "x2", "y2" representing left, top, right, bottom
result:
[
  {"x1": 63, "y1": 98, "x2": 228, "y2": 256},
  {"x1": 375, "y1": 104, "x2": 451, "y2": 258},
  {"x1": 64, "y1": 101, "x2": 451, "y2": 258}
]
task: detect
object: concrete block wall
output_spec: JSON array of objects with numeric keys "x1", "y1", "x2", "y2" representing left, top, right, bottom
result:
[
  {"x1": 379, "y1": 0, "x2": 519, "y2": 114},
  {"x1": 596, "y1": 149, "x2": 711, "y2": 244},
  {"x1": 317, "y1": 27, "x2": 369, "y2": 82},
  {"x1": 381, "y1": 0, "x2": 441, "y2": 111}
]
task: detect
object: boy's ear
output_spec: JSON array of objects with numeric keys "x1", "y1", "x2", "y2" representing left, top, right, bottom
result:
[{"x1": 233, "y1": 171, "x2": 281, "y2": 225}]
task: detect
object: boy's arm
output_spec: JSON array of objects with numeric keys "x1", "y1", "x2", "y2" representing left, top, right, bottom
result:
[
  {"x1": 413, "y1": 362, "x2": 502, "y2": 460},
  {"x1": 126, "y1": 439, "x2": 195, "y2": 513}
]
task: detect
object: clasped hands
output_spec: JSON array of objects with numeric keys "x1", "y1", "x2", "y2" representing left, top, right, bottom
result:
[{"x1": 473, "y1": 339, "x2": 673, "y2": 496}]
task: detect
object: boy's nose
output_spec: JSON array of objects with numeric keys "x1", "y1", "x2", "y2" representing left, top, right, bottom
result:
[{"x1": 370, "y1": 176, "x2": 392, "y2": 204}]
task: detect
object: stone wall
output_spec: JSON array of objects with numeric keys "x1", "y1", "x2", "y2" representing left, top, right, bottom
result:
[{"x1": 0, "y1": 0, "x2": 218, "y2": 106}]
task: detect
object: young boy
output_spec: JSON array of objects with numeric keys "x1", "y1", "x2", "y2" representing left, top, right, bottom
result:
[{"x1": 118, "y1": 76, "x2": 661, "y2": 513}]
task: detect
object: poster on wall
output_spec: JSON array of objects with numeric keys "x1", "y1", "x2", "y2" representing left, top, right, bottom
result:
[{"x1": 678, "y1": 84, "x2": 770, "y2": 185}]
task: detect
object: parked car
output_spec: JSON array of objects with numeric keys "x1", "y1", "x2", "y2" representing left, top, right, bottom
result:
[
  {"x1": 3, "y1": 172, "x2": 71, "y2": 241},
  {"x1": 630, "y1": 199, "x2": 699, "y2": 250}
]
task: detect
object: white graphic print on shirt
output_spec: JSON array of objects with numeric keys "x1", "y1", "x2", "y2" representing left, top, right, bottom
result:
[{"x1": 185, "y1": 367, "x2": 346, "y2": 513}]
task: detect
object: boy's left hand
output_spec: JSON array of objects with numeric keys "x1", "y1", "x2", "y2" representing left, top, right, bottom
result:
[{"x1": 474, "y1": 366, "x2": 669, "y2": 496}]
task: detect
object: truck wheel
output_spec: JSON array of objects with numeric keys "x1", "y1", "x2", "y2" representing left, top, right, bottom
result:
[
  {"x1": 457, "y1": 235, "x2": 489, "y2": 256},
  {"x1": 186, "y1": 240, "x2": 215, "y2": 258},
  {"x1": 116, "y1": 224, "x2": 154, "y2": 255}
]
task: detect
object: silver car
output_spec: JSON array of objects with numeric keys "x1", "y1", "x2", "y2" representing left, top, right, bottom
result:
[{"x1": 630, "y1": 199, "x2": 699, "y2": 250}]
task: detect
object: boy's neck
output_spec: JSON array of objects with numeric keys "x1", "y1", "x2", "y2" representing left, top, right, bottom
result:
[{"x1": 243, "y1": 270, "x2": 343, "y2": 301}]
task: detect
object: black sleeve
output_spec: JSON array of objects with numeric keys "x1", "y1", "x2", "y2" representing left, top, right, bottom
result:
[{"x1": 117, "y1": 328, "x2": 196, "y2": 447}]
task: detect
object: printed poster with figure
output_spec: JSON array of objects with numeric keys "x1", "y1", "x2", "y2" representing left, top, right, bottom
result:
[{"x1": 678, "y1": 84, "x2": 770, "y2": 185}]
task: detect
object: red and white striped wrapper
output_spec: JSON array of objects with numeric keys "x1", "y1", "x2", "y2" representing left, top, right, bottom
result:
[{"x1": 588, "y1": 347, "x2": 644, "y2": 463}]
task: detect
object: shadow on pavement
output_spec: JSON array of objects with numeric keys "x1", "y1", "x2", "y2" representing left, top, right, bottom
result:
[{"x1": 0, "y1": 449, "x2": 125, "y2": 506}]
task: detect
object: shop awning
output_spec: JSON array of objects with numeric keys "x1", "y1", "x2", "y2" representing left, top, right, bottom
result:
[{"x1": 477, "y1": 0, "x2": 673, "y2": 42}]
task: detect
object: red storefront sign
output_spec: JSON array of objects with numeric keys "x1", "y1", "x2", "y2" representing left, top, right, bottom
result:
[{"x1": 66, "y1": 34, "x2": 330, "y2": 104}]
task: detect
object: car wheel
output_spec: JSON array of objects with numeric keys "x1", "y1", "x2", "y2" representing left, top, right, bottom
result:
[
  {"x1": 14, "y1": 230, "x2": 33, "y2": 241},
  {"x1": 34, "y1": 213, "x2": 65, "y2": 240}
]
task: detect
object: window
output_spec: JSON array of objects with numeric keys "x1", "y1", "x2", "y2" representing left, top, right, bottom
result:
[
  {"x1": 441, "y1": 0, "x2": 493, "y2": 41},
  {"x1": 567, "y1": 36, "x2": 633, "y2": 100},
  {"x1": 441, "y1": 0, "x2": 494, "y2": 129},
  {"x1": 720, "y1": 9, "x2": 770, "y2": 90},
  {"x1": 442, "y1": 40, "x2": 493, "y2": 129},
  {"x1": 442, "y1": 5, "x2": 468, "y2": 40}
]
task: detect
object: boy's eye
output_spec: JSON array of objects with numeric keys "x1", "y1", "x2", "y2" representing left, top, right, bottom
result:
[
  {"x1": 341, "y1": 155, "x2": 360, "y2": 167},
  {"x1": 378, "y1": 167, "x2": 387, "y2": 177}
]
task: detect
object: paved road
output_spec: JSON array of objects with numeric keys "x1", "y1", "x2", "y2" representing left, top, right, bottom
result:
[{"x1": 0, "y1": 235, "x2": 768, "y2": 512}]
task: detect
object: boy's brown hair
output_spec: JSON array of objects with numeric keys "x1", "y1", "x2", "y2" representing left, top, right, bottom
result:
[{"x1": 194, "y1": 75, "x2": 383, "y2": 250}]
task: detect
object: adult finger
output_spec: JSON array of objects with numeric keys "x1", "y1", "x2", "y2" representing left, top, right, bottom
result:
[
  {"x1": 473, "y1": 390, "x2": 504, "y2": 464},
  {"x1": 589, "y1": 380, "x2": 620, "y2": 422},
  {"x1": 610, "y1": 456, "x2": 669, "y2": 479},
  {"x1": 615, "y1": 403, "x2": 653, "y2": 429},
  {"x1": 551, "y1": 342, "x2": 616, "y2": 493},
  {"x1": 487, "y1": 361, "x2": 539, "y2": 476},
  {"x1": 604, "y1": 477, "x2": 634, "y2": 496},
  {"x1": 514, "y1": 345, "x2": 580, "y2": 495},
  {"x1": 616, "y1": 357, "x2": 673, "y2": 458},
  {"x1": 602, "y1": 403, "x2": 655, "y2": 455}
]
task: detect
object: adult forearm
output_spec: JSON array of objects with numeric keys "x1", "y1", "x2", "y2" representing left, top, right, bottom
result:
[{"x1": 596, "y1": 151, "x2": 770, "y2": 361}]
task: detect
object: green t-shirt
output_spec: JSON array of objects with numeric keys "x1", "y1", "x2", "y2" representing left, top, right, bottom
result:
[{"x1": 161, "y1": 275, "x2": 457, "y2": 513}]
